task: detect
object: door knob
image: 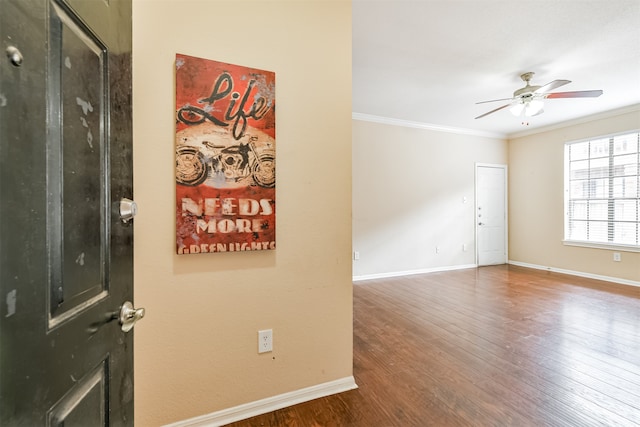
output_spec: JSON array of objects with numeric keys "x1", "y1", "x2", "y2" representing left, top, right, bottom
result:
[
  {"x1": 119, "y1": 301, "x2": 145, "y2": 332},
  {"x1": 119, "y1": 198, "x2": 138, "y2": 223},
  {"x1": 478, "y1": 222, "x2": 484, "y2": 226}
]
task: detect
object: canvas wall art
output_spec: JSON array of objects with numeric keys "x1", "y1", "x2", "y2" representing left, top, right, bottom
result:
[{"x1": 175, "y1": 54, "x2": 276, "y2": 254}]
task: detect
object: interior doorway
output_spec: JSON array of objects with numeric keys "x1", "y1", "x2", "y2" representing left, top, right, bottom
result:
[{"x1": 475, "y1": 164, "x2": 508, "y2": 266}]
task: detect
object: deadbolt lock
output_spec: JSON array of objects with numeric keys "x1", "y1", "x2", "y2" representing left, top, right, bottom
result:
[{"x1": 119, "y1": 198, "x2": 138, "y2": 223}]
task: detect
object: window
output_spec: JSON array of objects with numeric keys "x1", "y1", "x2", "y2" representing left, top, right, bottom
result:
[{"x1": 564, "y1": 131, "x2": 640, "y2": 250}]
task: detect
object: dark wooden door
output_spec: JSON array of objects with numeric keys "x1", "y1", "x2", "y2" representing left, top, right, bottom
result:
[{"x1": 0, "y1": 0, "x2": 136, "y2": 425}]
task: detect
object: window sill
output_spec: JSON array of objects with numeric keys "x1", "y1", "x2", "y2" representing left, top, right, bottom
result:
[{"x1": 563, "y1": 240, "x2": 640, "y2": 253}]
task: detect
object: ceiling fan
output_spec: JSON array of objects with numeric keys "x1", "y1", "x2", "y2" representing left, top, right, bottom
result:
[{"x1": 475, "y1": 72, "x2": 603, "y2": 119}]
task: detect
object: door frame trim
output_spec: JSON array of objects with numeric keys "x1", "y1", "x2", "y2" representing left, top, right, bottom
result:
[{"x1": 475, "y1": 163, "x2": 508, "y2": 266}]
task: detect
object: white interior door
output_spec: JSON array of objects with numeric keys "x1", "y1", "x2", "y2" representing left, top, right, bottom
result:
[{"x1": 476, "y1": 164, "x2": 507, "y2": 266}]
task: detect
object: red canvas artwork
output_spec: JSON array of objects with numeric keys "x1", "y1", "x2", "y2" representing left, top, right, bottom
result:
[{"x1": 175, "y1": 54, "x2": 276, "y2": 254}]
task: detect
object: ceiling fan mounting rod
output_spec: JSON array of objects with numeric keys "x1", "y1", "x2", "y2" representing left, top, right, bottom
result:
[
  {"x1": 514, "y1": 73, "x2": 541, "y2": 97},
  {"x1": 520, "y1": 72, "x2": 535, "y2": 83}
]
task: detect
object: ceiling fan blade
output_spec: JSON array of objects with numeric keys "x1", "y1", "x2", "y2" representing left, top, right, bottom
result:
[
  {"x1": 475, "y1": 103, "x2": 511, "y2": 119},
  {"x1": 476, "y1": 97, "x2": 513, "y2": 105},
  {"x1": 545, "y1": 90, "x2": 603, "y2": 99},
  {"x1": 534, "y1": 79, "x2": 571, "y2": 94}
]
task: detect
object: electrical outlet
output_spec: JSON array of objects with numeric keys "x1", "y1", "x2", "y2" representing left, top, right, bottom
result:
[
  {"x1": 613, "y1": 252, "x2": 621, "y2": 262},
  {"x1": 258, "y1": 329, "x2": 273, "y2": 353},
  {"x1": 353, "y1": 251, "x2": 360, "y2": 260}
]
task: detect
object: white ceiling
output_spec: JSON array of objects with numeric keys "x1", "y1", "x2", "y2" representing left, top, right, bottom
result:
[{"x1": 352, "y1": 0, "x2": 640, "y2": 137}]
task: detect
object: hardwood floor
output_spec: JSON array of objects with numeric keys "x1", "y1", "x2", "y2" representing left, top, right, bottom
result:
[{"x1": 226, "y1": 265, "x2": 640, "y2": 426}]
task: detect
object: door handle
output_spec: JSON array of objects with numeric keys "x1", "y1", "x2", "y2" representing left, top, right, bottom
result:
[{"x1": 119, "y1": 301, "x2": 145, "y2": 332}]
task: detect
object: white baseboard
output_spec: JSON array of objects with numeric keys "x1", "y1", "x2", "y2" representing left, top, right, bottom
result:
[
  {"x1": 354, "y1": 262, "x2": 639, "y2": 288},
  {"x1": 163, "y1": 376, "x2": 358, "y2": 427},
  {"x1": 508, "y1": 260, "x2": 640, "y2": 288},
  {"x1": 353, "y1": 264, "x2": 477, "y2": 282}
]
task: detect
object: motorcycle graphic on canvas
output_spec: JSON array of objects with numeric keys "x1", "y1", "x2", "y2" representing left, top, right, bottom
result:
[{"x1": 176, "y1": 133, "x2": 275, "y2": 188}]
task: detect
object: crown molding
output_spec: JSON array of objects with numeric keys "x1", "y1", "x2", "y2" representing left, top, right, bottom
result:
[
  {"x1": 507, "y1": 103, "x2": 640, "y2": 139},
  {"x1": 352, "y1": 105, "x2": 640, "y2": 140},
  {"x1": 352, "y1": 112, "x2": 506, "y2": 139}
]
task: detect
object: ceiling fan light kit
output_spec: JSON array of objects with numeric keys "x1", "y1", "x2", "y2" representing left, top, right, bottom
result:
[
  {"x1": 510, "y1": 97, "x2": 544, "y2": 117},
  {"x1": 475, "y1": 72, "x2": 603, "y2": 121}
]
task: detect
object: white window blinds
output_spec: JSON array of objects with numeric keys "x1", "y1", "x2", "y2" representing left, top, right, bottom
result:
[{"x1": 565, "y1": 131, "x2": 640, "y2": 248}]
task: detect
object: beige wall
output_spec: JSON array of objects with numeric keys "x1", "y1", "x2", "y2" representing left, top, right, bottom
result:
[
  {"x1": 509, "y1": 108, "x2": 640, "y2": 283},
  {"x1": 132, "y1": 1, "x2": 353, "y2": 425},
  {"x1": 352, "y1": 119, "x2": 507, "y2": 277}
]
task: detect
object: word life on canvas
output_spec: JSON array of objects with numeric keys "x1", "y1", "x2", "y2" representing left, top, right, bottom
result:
[{"x1": 177, "y1": 72, "x2": 272, "y2": 140}]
